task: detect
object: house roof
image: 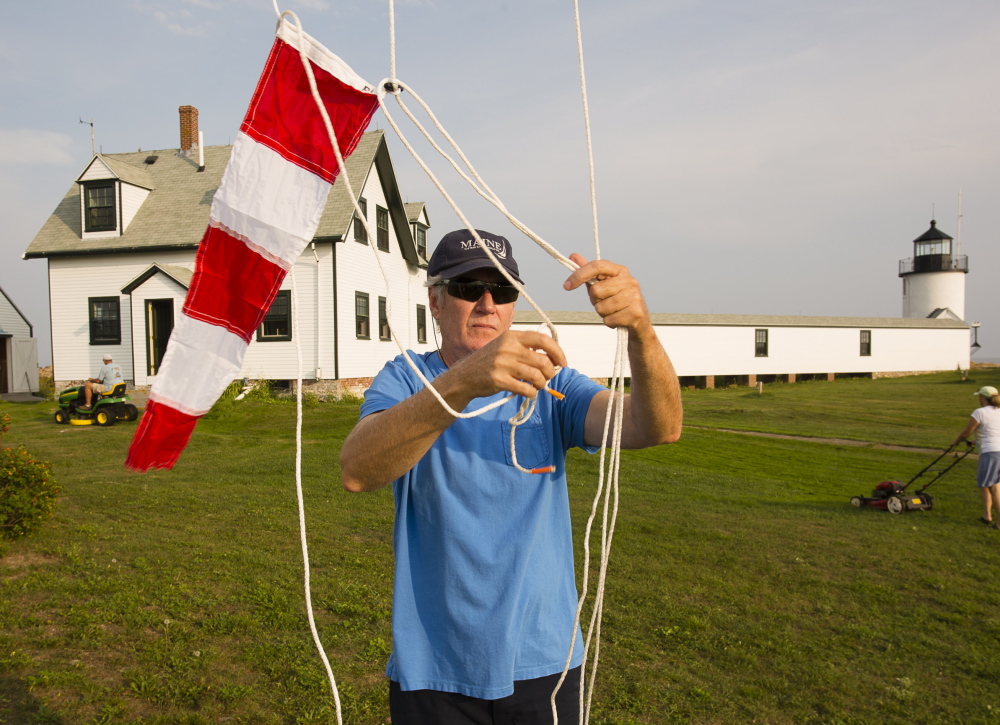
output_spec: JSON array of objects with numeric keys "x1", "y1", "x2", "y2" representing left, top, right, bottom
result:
[
  {"x1": 404, "y1": 201, "x2": 428, "y2": 226},
  {"x1": 513, "y1": 310, "x2": 970, "y2": 330},
  {"x1": 80, "y1": 154, "x2": 157, "y2": 190},
  {"x1": 24, "y1": 129, "x2": 425, "y2": 266},
  {"x1": 121, "y1": 264, "x2": 193, "y2": 294},
  {"x1": 24, "y1": 146, "x2": 229, "y2": 259},
  {"x1": 314, "y1": 129, "x2": 422, "y2": 266},
  {"x1": 0, "y1": 284, "x2": 33, "y2": 335}
]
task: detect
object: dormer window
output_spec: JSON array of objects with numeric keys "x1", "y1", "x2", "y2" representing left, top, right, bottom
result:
[{"x1": 84, "y1": 181, "x2": 116, "y2": 232}]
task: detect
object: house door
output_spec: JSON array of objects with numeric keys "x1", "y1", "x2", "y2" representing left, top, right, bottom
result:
[{"x1": 146, "y1": 299, "x2": 174, "y2": 377}]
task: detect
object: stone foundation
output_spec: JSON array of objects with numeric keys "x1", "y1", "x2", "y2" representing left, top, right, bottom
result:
[
  {"x1": 871, "y1": 370, "x2": 940, "y2": 380},
  {"x1": 292, "y1": 377, "x2": 374, "y2": 400}
]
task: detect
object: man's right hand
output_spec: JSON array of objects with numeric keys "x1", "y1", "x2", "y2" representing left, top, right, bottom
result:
[
  {"x1": 341, "y1": 331, "x2": 568, "y2": 492},
  {"x1": 445, "y1": 330, "x2": 568, "y2": 402}
]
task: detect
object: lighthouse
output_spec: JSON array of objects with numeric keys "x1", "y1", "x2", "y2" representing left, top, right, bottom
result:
[{"x1": 899, "y1": 220, "x2": 968, "y2": 320}]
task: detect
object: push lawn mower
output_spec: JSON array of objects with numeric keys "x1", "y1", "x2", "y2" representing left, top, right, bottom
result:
[
  {"x1": 850, "y1": 443, "x2": 975, "y2": 514},
  {"x1": 54, "y1": 382, "x2": 139, "y2": 427}
]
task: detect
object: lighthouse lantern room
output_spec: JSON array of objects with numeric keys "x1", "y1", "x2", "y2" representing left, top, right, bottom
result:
[{"x1": 899, "y1": 220, "x2": 968, "y2": 320}]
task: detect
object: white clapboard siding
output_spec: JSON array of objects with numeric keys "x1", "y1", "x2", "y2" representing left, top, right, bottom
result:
[
  {"x1": 242, "y1": 257, "x2": 321, "y2": 380},
  {"x1": 336, "y1": 168, "x2": 433, "y2": 379},
  {"x1": 510, "y1": 320, "x2": 971, "y2": 378},
  {"x1": 78, "y1": 157, "x2": 114, "y2": 181},
  {"x1": 121, "y1": 183, "x2": 152, "y2": 232},
  {"x1": 0, "y1": 291, "x2": 31, "y2": 337},
  {"x1": 127, "y1": 272, "x2": 189, "y2": 387},
  {"x1": 49, "y1": 251, "x2": 195, "y2": 383}
]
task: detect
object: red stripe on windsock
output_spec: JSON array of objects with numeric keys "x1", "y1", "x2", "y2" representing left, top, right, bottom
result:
[
  {"x1": 183, "y1": 224, "x2": 288, "y2": 343},
  {"x1": 125, "y1": 399, "x2": 200, "y2": 471},
  {"x1": 242, "y1": 38, "x2": 380, "y2": 183}
]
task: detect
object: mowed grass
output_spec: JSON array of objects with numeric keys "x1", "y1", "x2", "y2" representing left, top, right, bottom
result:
[
  {"x1": 1, "y1": 367, "x2": 999, "y2": 724},
  {"x1": 682, "y1": 367, "x2": 1000, "y2": 448}
]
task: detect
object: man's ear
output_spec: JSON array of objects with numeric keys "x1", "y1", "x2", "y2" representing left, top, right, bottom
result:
[{"x1": 428, "y1": 288, "x2": 442, "y2": 320}]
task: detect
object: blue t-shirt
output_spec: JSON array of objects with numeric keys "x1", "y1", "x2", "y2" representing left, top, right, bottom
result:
[{"x1": 360, "y1": 350, "x2": 604, "y2": 699}]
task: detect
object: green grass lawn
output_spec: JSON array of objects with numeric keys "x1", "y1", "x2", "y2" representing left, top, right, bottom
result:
[{"x1": 2, "y1": 368, "x2": 1000, "y2": 724}]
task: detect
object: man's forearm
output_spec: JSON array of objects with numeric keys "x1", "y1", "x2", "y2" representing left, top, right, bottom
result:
[
  {"x1": 624, "y1": 320, "x2": 682, "y2": 447},
  {"x1": 339, "y1": 371, "x2": 476, "y2": 492}
]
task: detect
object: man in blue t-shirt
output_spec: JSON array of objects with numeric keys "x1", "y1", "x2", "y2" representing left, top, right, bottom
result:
[
  {"x1": 340, "y1": 229, "x2": 682, "y2": 724},
  {"x1": 80, "y1": 354, "x2": 124, "y2": 410}
]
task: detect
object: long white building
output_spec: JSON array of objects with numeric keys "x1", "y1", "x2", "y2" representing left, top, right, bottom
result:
[{"x1": 512, "y1": 311, "x2": 969, "y2": 387}]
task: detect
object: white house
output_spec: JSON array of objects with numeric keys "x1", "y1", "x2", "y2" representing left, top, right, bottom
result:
[
  {"x1": 23, "y1": 106, "x2": 435, "y2": 396},
  {"x1": 0, "y1": 285, "x2": 39, "y2": 394},
  {"x1": 512, "y1": 311, "x2": 970, "y2": 388}
]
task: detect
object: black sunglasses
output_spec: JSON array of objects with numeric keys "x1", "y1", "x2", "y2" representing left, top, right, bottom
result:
[{"x1": 439, "y1": 278, "x2": 519, "y2": 305}]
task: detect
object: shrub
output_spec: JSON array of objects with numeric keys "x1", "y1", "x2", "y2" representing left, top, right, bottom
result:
[
  {"x1": 36, "y1": 372, "x2": 56, "y2": 400},
  {"x1": 0, "y1": 444, "x2": 59, "y2": 540}
]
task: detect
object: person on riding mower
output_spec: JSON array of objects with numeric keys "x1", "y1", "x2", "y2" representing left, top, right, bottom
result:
[{"x1": 80, "y1": 354, "x2": 124, "y2": 410}]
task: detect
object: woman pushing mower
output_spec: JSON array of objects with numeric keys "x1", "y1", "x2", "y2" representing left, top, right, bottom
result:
[{"x1": 953, "y1": 385, "x2": 1000, "y2": 529}]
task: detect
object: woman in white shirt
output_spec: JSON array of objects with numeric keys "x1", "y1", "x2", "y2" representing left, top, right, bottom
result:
[{"x1": 954, "y1": 385, "x2": 1000, "y2": 528}]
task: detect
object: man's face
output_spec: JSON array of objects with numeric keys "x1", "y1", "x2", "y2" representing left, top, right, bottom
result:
[{"x1": 429, "y1": 267, "x2": 516, "y2": 364}]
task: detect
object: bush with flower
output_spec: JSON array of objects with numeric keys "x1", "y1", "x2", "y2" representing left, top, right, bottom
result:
[{"x1": 0, "y1": 413, "x2": 59, "y2": 540}]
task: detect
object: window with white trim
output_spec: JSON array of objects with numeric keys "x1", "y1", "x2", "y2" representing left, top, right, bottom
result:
[{"x1": 84, "y1": 181, "x2": 116, "y2": 232}]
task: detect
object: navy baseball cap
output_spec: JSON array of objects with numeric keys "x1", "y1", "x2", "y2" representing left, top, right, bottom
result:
[{"x1": 427, "y1": 229, "x2": 523, "y2": 284}]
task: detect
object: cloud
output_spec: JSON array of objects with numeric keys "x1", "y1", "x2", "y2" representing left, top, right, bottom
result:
[
  {"x1": 152, "y1": 8, "x2": 213, "y2": 36},
  {"x1": 0, "y1": 129, "x2": 75, "y2": 165},
  {"x1": 293, "y1": 0, "x2": 331, "y2": 10}
]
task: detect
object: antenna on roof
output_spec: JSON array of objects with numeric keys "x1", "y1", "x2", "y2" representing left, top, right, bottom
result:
[
  {"x1": 956, "y1": 188, "x2": 963, "y2": 256},
  {"x1": 79, "y1": 117, "x2": 95, "y2": 156}
]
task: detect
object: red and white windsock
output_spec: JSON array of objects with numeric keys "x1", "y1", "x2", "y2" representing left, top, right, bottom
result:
[{"x1": 126, "y1": 22, "x2": 379, "y2": 471}]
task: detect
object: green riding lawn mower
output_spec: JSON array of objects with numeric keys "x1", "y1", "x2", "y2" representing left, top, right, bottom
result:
[{"x1": 54, "y1": 382, "x2": 139, "y2": 427}]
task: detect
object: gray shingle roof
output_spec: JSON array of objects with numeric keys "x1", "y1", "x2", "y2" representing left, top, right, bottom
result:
[
  {"x1": 314, "y1": 130, "x2": 382, "y2": 240},
  {"x1": 85, "y1": 155, "x2": 157, "y2": 190},
  {"x1": 404, "y1": 201, "x2": 426, "y2": 225},
  {"x1": 120, "y1": 263, "x2": 194, "y2": 294},
  {"x1": 513, "y1": 310, "x2": 969, "y2": 329},
  {"x1": 23, "y1": 129, "x2": 425, "y2": 263},
  {"x1": 25, "y1": 146, "x2": 230, "y2": 258}
]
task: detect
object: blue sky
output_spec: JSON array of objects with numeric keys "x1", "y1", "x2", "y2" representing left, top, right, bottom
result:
[{"x1": 2, "y1": 0, "x2": 997, "y2": 364}]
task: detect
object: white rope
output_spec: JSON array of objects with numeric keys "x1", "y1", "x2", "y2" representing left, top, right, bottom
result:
[
  {"x1": 571, "y1": 0, "x2": 601, "y2": 260},
  {"x1": 290, "y1": 266, "x2": 345, "y2": 724}
]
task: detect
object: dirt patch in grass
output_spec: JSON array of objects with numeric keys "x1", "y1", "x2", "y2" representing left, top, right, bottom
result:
[{"x1": 0, "y1": 551, "x2": 59, "y2": 572}]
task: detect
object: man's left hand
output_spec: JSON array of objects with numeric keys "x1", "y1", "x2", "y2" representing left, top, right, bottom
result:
[{"x1": 563, "y1": 253, "x2": 650, "y2": 331}]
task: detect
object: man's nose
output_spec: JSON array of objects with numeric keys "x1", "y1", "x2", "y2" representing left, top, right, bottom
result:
[{"x1": 475, "y1": 291, "x2": 496, "y2": 313}]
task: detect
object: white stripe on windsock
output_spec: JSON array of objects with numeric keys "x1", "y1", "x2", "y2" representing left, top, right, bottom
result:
[
  {"x1": 148, "y1": 315, "x2": 249, "y2": 417},
  {"x1": 212, "y1": 132, "x2": 332, "y2": 264}
]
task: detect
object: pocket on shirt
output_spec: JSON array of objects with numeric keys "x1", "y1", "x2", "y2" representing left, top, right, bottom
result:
[{"x1": 501, "y1": 414, "x2": 552, "y2": 470}]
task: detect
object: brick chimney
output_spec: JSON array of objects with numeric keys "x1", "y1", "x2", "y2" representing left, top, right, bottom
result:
[{"x1": 178, "y1": 105, "x2": 199, "y2": 153}]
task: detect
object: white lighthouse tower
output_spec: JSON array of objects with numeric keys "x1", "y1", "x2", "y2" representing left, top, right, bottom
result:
[{"x1": 899, "y1": 220, "x2": 968, "y2": 320}]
